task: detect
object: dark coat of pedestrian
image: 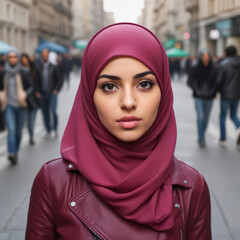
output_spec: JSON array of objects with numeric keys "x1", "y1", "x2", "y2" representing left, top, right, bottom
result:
[
  {"x1": 187, "y1": 49, "x2": 221, "y2": 147},
  {"x1": 26, "y1": 23, "x2": 211, "y2": 240},
  {"x1": 21, "y1": 53, "x2": 41, "y2": 145},
  {"x1": 218, "y1": 45, "x2": 240, "y2": 145},
  {"x1": 35, "y1": 49, "x2": 63, "y2": 138},
  {"x1": 62, "y1": 53, "x2": 73, "y2": 88}
]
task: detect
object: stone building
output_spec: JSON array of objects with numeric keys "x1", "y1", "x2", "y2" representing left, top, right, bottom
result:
[
  {"x1": 185, "y1": 0, "x2": 199, "y2": 55},
  {"x1": 139, "y1": 0, "x2": 155, "y2": 32},
  {"x1": 186, "y1": 0, "x2": 240, "y2": 56},
  {"x1": 175, "y1": 0, "x2": 191, "y2": 52},
  {"x1": 141, "y1": 0, "x2": 190, "y2": 52},
  {"x1": 0, "y1": 0, "x2": 30, "y2": 53},
  {"x1": 72, "y1": 0, "x2": 106, "y2": 42},
  {"x1": 104, "y1": 11, "x2": 115, "y2": 26},
  {"x1": 199, "y1": 0, "x2": 240, "y2": 56},
  {"x1": 0, "y1": 0, "x2": 73, "y2": 54},
  {"x1": 153, "y1": 0, "x2": 169, "y2": 43},
  {"x1": 29, "y1": 0, "x2": 72, "y2": 54}
]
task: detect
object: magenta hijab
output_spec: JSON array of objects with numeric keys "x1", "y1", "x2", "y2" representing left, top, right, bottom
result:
[{"x1": 61, "y1": 23, "x2": 177, "y2": 231}]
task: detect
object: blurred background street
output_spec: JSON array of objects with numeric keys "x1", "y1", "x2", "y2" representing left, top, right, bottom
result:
[
  {"x1": 0, "y1": 74, "x2": 239, "y2": 240},
  {"x1": 0, "y1": 0, "x2": 240, "y2": 239}
]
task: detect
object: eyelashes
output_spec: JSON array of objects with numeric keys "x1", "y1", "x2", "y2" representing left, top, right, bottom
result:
[
  {"x1": 100, "y1": 80, "x2": 155, "y2": 93},
  {"x1": 138, "y1": 81, "x2": 154, "y2": 90},
  {"x1": 100, "y1": 82, "x2": 118, "y2": 92}
]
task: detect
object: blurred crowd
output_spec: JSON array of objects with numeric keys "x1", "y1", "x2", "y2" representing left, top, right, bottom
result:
[
  {"x1": 0, "y1": 44, "x2": 240, "y2": 166},
  {"x1": 0, "y1": 49, "x2": 83, "y2": 164},
  {"x1": 169, "y1": 46, "x2": 240, "y2": 148}
]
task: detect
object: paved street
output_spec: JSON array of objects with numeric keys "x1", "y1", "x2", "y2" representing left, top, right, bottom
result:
[{"x1": 0, "y1": 74, "x2": 239, "y2": 240}]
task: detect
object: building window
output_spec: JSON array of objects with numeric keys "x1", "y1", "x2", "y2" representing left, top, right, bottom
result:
[
  {"x1": 209, "y1": 0, "x2": 214, "y2": 15},
  {"x1": 6, "y1": 3, "x2": 10, "y2": 18}
]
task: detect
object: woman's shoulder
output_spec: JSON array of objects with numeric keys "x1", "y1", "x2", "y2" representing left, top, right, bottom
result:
[
  {"x1": 35, "y1": 157, "x2": 87, "y2": 193},
  {"x1": 171, "y1": 157, "x2": 207, "y2": 189}
]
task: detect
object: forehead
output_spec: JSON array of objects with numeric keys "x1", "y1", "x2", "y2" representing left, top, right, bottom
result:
[
  {"x1": 202, "y1": 52, "x2": 210, "y2": 57},
  {"x1": 100, "y1": 57, "x2": 150, "y2": 74},
  {"x1": 8, "y1": 52, "x2": 18, "y2": 57},
  {"x1": 42, "y1": 50, "x2": 49, "y2": 55}
]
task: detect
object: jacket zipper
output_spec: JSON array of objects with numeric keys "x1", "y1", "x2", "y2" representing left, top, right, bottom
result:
[
  {"x1": 179, "y1": 228, "x2": 183, "y2": 240},
  {"x1": 91, "y1": 230, "x2": 101, "y2": 240},
  {"x1": 94, "y1": 234, "x2": 101, "y2": 240}
]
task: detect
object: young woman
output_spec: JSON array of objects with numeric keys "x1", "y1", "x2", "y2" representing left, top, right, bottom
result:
[
  {"x1": 187, "y1": 49, "x2": 221, "y2": 148},
  {"x1": 26, "y1": 23, "x2": 211, "y2": 239},
  {"x1": 21, "y1": 53, "x2": 40, "y2": 145}
]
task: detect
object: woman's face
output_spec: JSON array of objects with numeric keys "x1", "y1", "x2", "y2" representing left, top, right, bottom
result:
[
  {"x1": 94, "y1": 57, "x2": 161, "y2": 142},
  {"x1": 201, "y1": 52, "x2": 210, "y2": 66},
  {"x1": 21, "y1": 56, "x2": 29, "y2": 67}
]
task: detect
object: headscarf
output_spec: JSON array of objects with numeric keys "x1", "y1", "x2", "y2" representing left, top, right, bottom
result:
[{"x1": 61, "y1": 23, "x2": 177, "y2": 231}]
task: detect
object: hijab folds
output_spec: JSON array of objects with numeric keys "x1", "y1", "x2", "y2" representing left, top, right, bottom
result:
[{"x1": 61, "y1": 23, "x2": 177, "y2": 231}]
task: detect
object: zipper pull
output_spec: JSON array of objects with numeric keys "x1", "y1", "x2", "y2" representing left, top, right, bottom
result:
[{"x1": 94, "y1": 235, "x2": 101, "y2": 240}]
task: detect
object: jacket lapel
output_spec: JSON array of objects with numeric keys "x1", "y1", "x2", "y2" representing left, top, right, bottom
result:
[
  {"x1": 67, "y1": 157, "x2": 191, "y2": 240},
  {"x1": 69, "y1": 187, "x2": 160, "y2": 240}
]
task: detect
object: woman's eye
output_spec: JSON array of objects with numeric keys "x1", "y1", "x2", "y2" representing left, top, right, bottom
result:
[
  {"x1": 138, "y1": 81, "x2": 153, "y2": 90},
  {"x1": 101, "y1": 83, "x2": 117, "y2": 92}
]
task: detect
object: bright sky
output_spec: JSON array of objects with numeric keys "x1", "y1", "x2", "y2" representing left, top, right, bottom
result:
[{"x1": 103, "y1": 0, "x2": 145, "y2": 23}]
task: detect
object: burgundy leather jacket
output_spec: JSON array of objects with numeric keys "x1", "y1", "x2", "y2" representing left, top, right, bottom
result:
[{"x1": 25, "y1": 157, "x2": 211, "y2": 240}]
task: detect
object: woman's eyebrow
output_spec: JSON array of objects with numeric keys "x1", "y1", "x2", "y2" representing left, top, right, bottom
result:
[
  {"x1": 97, "y1": 71, "x2": 155, "y2": 80},
  {"x1": 134, "y1": 71, "x2": 155, "y2": 79},
  {"x1": 97, "y1": 74, "x2": 121, "y2": 80}
]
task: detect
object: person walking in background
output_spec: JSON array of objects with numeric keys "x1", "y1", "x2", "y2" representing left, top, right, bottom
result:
[
  {"x1": 62, "y1": 53, "x2": 73, "y2": 89},
  {"x1": 187, "y1": 49, "x2": 221, "y2": 148},
  {"x1": 73, "y1": 53, "x2": 82, "y2": 76},
  {"x1": 0, "y1": 50, "x2": 31, "y2": 164},
  {"x1": 21, "y1": 53, "x2": 40, "y2": 145},
  {"x1": 180, "y1": 57, "x2": 187, "y2": 80},
  {"x1": 0, "y1": 54, "x2": 6, "y2": 70},
  {"x1": 35, "y1": 49, "x2": 62, "y2": 138},
  {"x1": 218, "y1": 45, "x2": 240, "y2": 146}
]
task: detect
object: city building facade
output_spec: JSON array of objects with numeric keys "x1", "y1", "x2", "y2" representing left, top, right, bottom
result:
[
  {"x1": 153, "y1": 0, "x2": 168, "y2": 43},
  {"x1": 0, "y1": 0, "x2": 73, "y2": 54},
  {"x1": 199, "y1": 0, "x2": 240, "y2": 56},
  {"x1": 72, "y1": 0, "x2": 106, "y2": 42},
  {"x1": 186, "y1": 0, "x2": 240, "y2": 56},
  {"x1": 141, "y1": 0, "x2": 190, "y2": 52},
  {"x1": 30, "y1": 0, "x2": 72, "y2": 54},
  {"x1": 185, "y1": 0, "x2": 199, "y2": 55},
  {"x1": 139, "y1": 0, "x2": 155, "y2": 32},
  {"x1": 0, "y1": 0, "x2": 30, "y2": 53},
  {"x1": 175, "y1": 0, "x2": 191, "y2": 52}
]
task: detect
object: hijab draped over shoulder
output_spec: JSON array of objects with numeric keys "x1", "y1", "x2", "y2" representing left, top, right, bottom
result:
[{"x1": 61, "y1": 23, "x2": 177, "y2": 231}]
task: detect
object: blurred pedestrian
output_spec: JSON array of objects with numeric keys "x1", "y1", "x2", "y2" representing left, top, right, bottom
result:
[
  {"x1": 62, "y1": 53, "x2": 73, "y2": 89},
  {"x1": 26, "y1": 23, "x2": 211, "y2": 240},
  {"x1": 168, "y1": 58, "x2": 174, "y2": 78},
  {"x1": 21, "y1": 53, "x2": 40, "y2": 145},
  {"x1": 180, "y1": 57, "x2": 187, "y2": 80},
  {"x1": 218, "y1": 45, "x2": 240, "y2": 146},
  {"x1": 0, "y1": 54, "x2": 6, "y2": 70},
  {"x1": 187, "y1": 49, "x2": 221, "y2": 147},
  {"x1": 0, "y1": 50, "x2": 31, "y2": 164},
  {"x1": 73, "y1": 53, "x2": 82, "y2": 76},
  {"x1": 0, "y1": 70, "x2": 6, "y2": 131},
  {"x1": 35, "y1": 49, "x2": 62, "y2": 138}
]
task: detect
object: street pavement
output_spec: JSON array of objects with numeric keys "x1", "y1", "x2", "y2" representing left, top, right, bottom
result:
[{"x1": 0, "y1": 73, "x2": 239, "y2": 240}]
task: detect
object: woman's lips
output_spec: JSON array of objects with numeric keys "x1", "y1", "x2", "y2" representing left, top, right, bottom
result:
[{"x1": 116, "y1": 116, "x2": 141, "y2": 129}]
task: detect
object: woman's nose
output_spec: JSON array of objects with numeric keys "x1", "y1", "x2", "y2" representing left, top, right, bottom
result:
[{"x1": 120, "y1": 88, "x2": 137, "y2": 111}]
